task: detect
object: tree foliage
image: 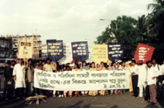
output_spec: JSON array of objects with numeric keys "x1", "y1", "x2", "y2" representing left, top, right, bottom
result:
[{"x1": 95, "y1": 0, "x2": 164, "y2": 62}]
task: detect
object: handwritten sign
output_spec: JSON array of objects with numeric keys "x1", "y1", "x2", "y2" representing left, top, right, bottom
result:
[
  {"x1": 92, "y1": 45, "x2": 108, "y2": 64},
  {"x1": 34, "y1": 69, "x2": 130, "y2": 91},
  {"x1": 134, "y1": 43, "x2": 155, "y2": 64},
  {"x1": 71, "y1": 41, "x2": 89, "y2": 62},
  {"x1": 18, "y1": 39, "x2": 33, "y2": 58},
  {"x1": 47, "y1": 40, "x2": 63, "y2": 61},
  {"x1": 108, "y1": 43, "x2": 124, "y2": 62}
]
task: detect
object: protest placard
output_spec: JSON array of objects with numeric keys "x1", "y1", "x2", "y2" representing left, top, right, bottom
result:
[
  {"x1": 134, "y1": 43, "x2": 155, "y2": 64},
  {"x1": 92, "y1": 44, "x2": 108, "y2": 64},
  {"x1": 108, "y1": 43, "x2": 124, "y2": 62},
  {"x1": 18, "y1": 39, "x2": 33, "y2": 58},
  {"x1": 71, "y1": 41, "x2": 89, "y2": 62},
  {"x1": 34, "y1": 69, "x2": 130, "y2": 91},
  {"x1": 47, "y1": 39, "x2": 63, "y2": 61}
]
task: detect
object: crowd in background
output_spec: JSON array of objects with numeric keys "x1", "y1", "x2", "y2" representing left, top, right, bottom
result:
[{"x1": 2, "y1": 58, "x2": 164, "y2": 105}]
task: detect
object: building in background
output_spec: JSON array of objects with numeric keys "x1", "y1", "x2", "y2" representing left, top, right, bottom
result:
[
  {"x1": 0, "y1": 38, "x2": 12, "y2": 58},
  {"x1": 41, "y1": 44, "x2": 47, "y2": 60},
  {"x1": 1, "y1": 34, "x2": 42, "y2": 59}
]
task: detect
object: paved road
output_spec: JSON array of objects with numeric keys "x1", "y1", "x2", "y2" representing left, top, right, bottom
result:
[{"x1": 0, "y1": 92, "x2": 164, "y2": 108}]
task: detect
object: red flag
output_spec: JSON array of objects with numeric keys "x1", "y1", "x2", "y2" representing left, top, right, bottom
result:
[{"x1": 134, "y1": 43, "x2": 155, "y2": 64}]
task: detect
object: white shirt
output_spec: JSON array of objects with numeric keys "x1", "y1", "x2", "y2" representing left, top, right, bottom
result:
[
  {"x1": 138, "y1": 64, "x2": 147, "y2": 87},
  {"x1": 130, "y1": 65, "x2": 138, "y2": 75},
  {"x1": 13, "y1": 63, "x2": 26, "y2": 88},
  {"x1": 152, "y1": 64, "x2": 162, "y2": 75},
  {"x1": 146, "y1": 66, "x2": 160, "y2": 85},
  {"x1": 160, "y1": 64, "x2": 164, "y2": 75}
]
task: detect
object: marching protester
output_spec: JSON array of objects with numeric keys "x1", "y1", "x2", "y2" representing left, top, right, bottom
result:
[
  {"x1": 3, "y1": 61, "x2": 14, "y2": 100},
  {"x1": 130, "y1": 60, "x2": 139, "y2": 97},
  {"x1": 137, "y1": 60, "x2": 147, "y2": 99},
  {"x1": 13, "y1": 58, "x2": 26, "y2": 99},
  {"x1": 25, "y1": 59, "x2": 34, "y2": 97},
  {"x1": 146, "y1": 61, "x2": 160, "y2": 105},
  {"x1": 34, "y1": 60, "x2": 42, "y2": 95},
  {"x1": 43, "y1": 58, "x2": 56, "y2": 97},
  {"x1": 120, "y1": 61, "x2": 128, "y2": 94},
  {"x1": 152, "y1": 59, "x2": 163, "y2": 99},
  {"x1": 81, "y1": 61, "x2": 89, "y2": 96},
  {"x1": 88, "y1": 62, "x2": 98, "y2": 96},
  {"x1": 98, "y1": 62, "x2": 106, "y2": 96},
  {"x1": 108, "y1": 62, "x2": 118, "y2": 95}
]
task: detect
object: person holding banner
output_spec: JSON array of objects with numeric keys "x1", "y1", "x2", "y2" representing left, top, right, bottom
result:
[
  {"x1": 13, "y1": 58, "x2": 26, "y2": 99},
  {"x1": 126, "y1": 61, "x2": 133, "y2": 93},
  {"x1": 120, "y1": 61, "x2": 128, "y2": 94},
  {"x1": 108, "y1": 62, "x2": 118, "y2": 95},
  {"x1": 81, "y1": 61, "x2": 89, "y2": 96},
  {"x1": 35, "y1": 60, "x2": 42, "y2": 95},
  {"x1": 131, "y1": 60, "x2": 139, "y2": 97},
  {"x1": 72, "y1": 64, "x2": 82, "y2": 97},
  {"x1": 89, "y1": 62, "x2": 98, "y2": 96},
  {"x1": 43, "y1": 58, "x2": 56, "y2": 97},
  {"x1": 64, "y1": 66, "x2": 73, "y2": 97},
  {"x1": 98, "y1": 62, "x2": 106, "y2": 96},
  {"x1": 137, "y1": 60, "x2": 147, "y2": 99}
]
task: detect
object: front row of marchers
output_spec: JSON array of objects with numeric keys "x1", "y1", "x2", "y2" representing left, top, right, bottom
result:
[{"x1": 3, "y1": 58, "x2": 164, "y2": 105}]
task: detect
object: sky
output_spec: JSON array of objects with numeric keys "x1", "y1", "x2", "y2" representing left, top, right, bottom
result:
[{"x1": 0, "y1": 0, "x2": 154, "y2": 48}]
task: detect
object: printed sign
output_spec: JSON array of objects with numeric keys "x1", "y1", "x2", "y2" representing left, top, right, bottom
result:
[
  {"x1": 134, "y1": 43, "x2": 155, "y2": 64},
  {"x1": 71, "y1": 41, "x2": 89, "y2": 62},
  {"x1": 92, "y1": 45, "x2": 108, "y2": 64},
  {"x1": 34, "y1": 69, "x2": 130, "y2": 91},
  {"x1": 108, "y1": 43, "x2": 124, "y2": 62},
  {"x1": 18, "y1": 40, "x2": 33, "y2": 58},
  {"x1": 47, "y1": 40, "x2": 63, "y2": 61}
]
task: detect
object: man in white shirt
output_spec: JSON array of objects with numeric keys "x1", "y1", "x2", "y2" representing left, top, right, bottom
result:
[
  {"x1": 13, "y1": 58, "x2": 26, "y2": 99},
  {"x1": 152, "y1": 59, "x2": 163, "y2": 99},
  {"x1": 146, "y1": 61, "x2": 160, "y2": 104},
  {"x1": 130, "y1": 60, "x2": 139, "y2": 97},
  {"x1": 137, "y1": 60, "x2": 147, "y2": 98}
]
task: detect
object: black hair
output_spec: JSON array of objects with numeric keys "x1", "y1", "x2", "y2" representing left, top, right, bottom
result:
[
  {"x1": 146, "y1": 60, "x2": 152, "y2": 66},
  {"x1": 131, "y1": 60, "x2": 136, "y2": 64},
  {"x1": 111, "y1": 61, "x2": 116, "y2": 66},
  {"x1": 35, "y1": 60, "x2": 39, "y2": 63},
  {"x1": 28, "y1": 59, "x2": 32, "y2": 62},
  {"x1": 46, "y1": 58, "x2": 51, "y2": 61},
  {"x1": 42, "y1": 60, "x2": 46, "y2": 63},
  {"x1": 6, "y1": 61, "x2": 11, "y2": 65},
  {"x1": 11, "y1": 60, "x2": 16, "y2": 63},
  {"x1": 101, "y1": 61, "x2": 104, "y2": 64}
]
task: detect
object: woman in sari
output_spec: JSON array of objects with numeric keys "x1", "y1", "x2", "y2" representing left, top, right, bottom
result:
[
  {"x1": 72, "y1": 64, "x2": 82, "y2": 97},
  {"x1": 89, "y1": 62, "x2": 98, "y2": 96},
  {"x1": 98, "y1": 62, "x2": 106, "y2": 96},
  {"x1": 108, "y1": 62, "x2": 118, "y2": 95}
]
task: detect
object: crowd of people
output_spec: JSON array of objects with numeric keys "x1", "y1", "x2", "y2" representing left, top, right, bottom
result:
[{"x1": 2, "y1": 58, "x2": 164, "y2": 105}]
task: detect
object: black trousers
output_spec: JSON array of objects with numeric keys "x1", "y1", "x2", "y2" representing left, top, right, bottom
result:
[
  {"x1": 3, "y1": 81, "x2": 14, "y2": 99},
  {"x1": 16, "y1": 88, "x2": 25, "y2": 98},
  {"x1": 144, "y1": 85, "x2": 150, "y2": 100},
  {"x1": 132, "y1": 75, "x2": 139, "y2": 97}
]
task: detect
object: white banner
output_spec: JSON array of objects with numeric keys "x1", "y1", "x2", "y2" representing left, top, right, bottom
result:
[{"x1": 34, "y1": 69, "x2": 130, "y2": 91}]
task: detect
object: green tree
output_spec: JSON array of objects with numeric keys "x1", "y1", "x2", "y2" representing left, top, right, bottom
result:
[{"x1": 95, "y1": 15, "x2": 149, "y2": 59}]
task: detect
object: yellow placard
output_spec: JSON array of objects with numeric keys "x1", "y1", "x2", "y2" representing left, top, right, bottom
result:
[
  {"x1": 18, "y1": 40, "x2": 33, "y2": 58},
  {"x1": 92, "y1": 44, "x2": 108, "y2": 64}
]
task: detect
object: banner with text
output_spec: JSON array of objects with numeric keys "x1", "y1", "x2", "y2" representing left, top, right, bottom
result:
[
  {"x1": 134, "y1": 43, "x2": 155, "y2": 64},
  {"x1": 34, "y1": 69, "x2": 130, "y2": 91},
  {"x1": 92, "y1": 44, "x2": 108, "y2": 64},
  {"x1": 47, "y1": 40, "x2": 63, "y2": 61},
  {"x1": 71, "y1": 41, "x2": 89, "y2": 62},
  {"x1": 108, "y1": 43, "x2": 124, "y2": 62}
]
